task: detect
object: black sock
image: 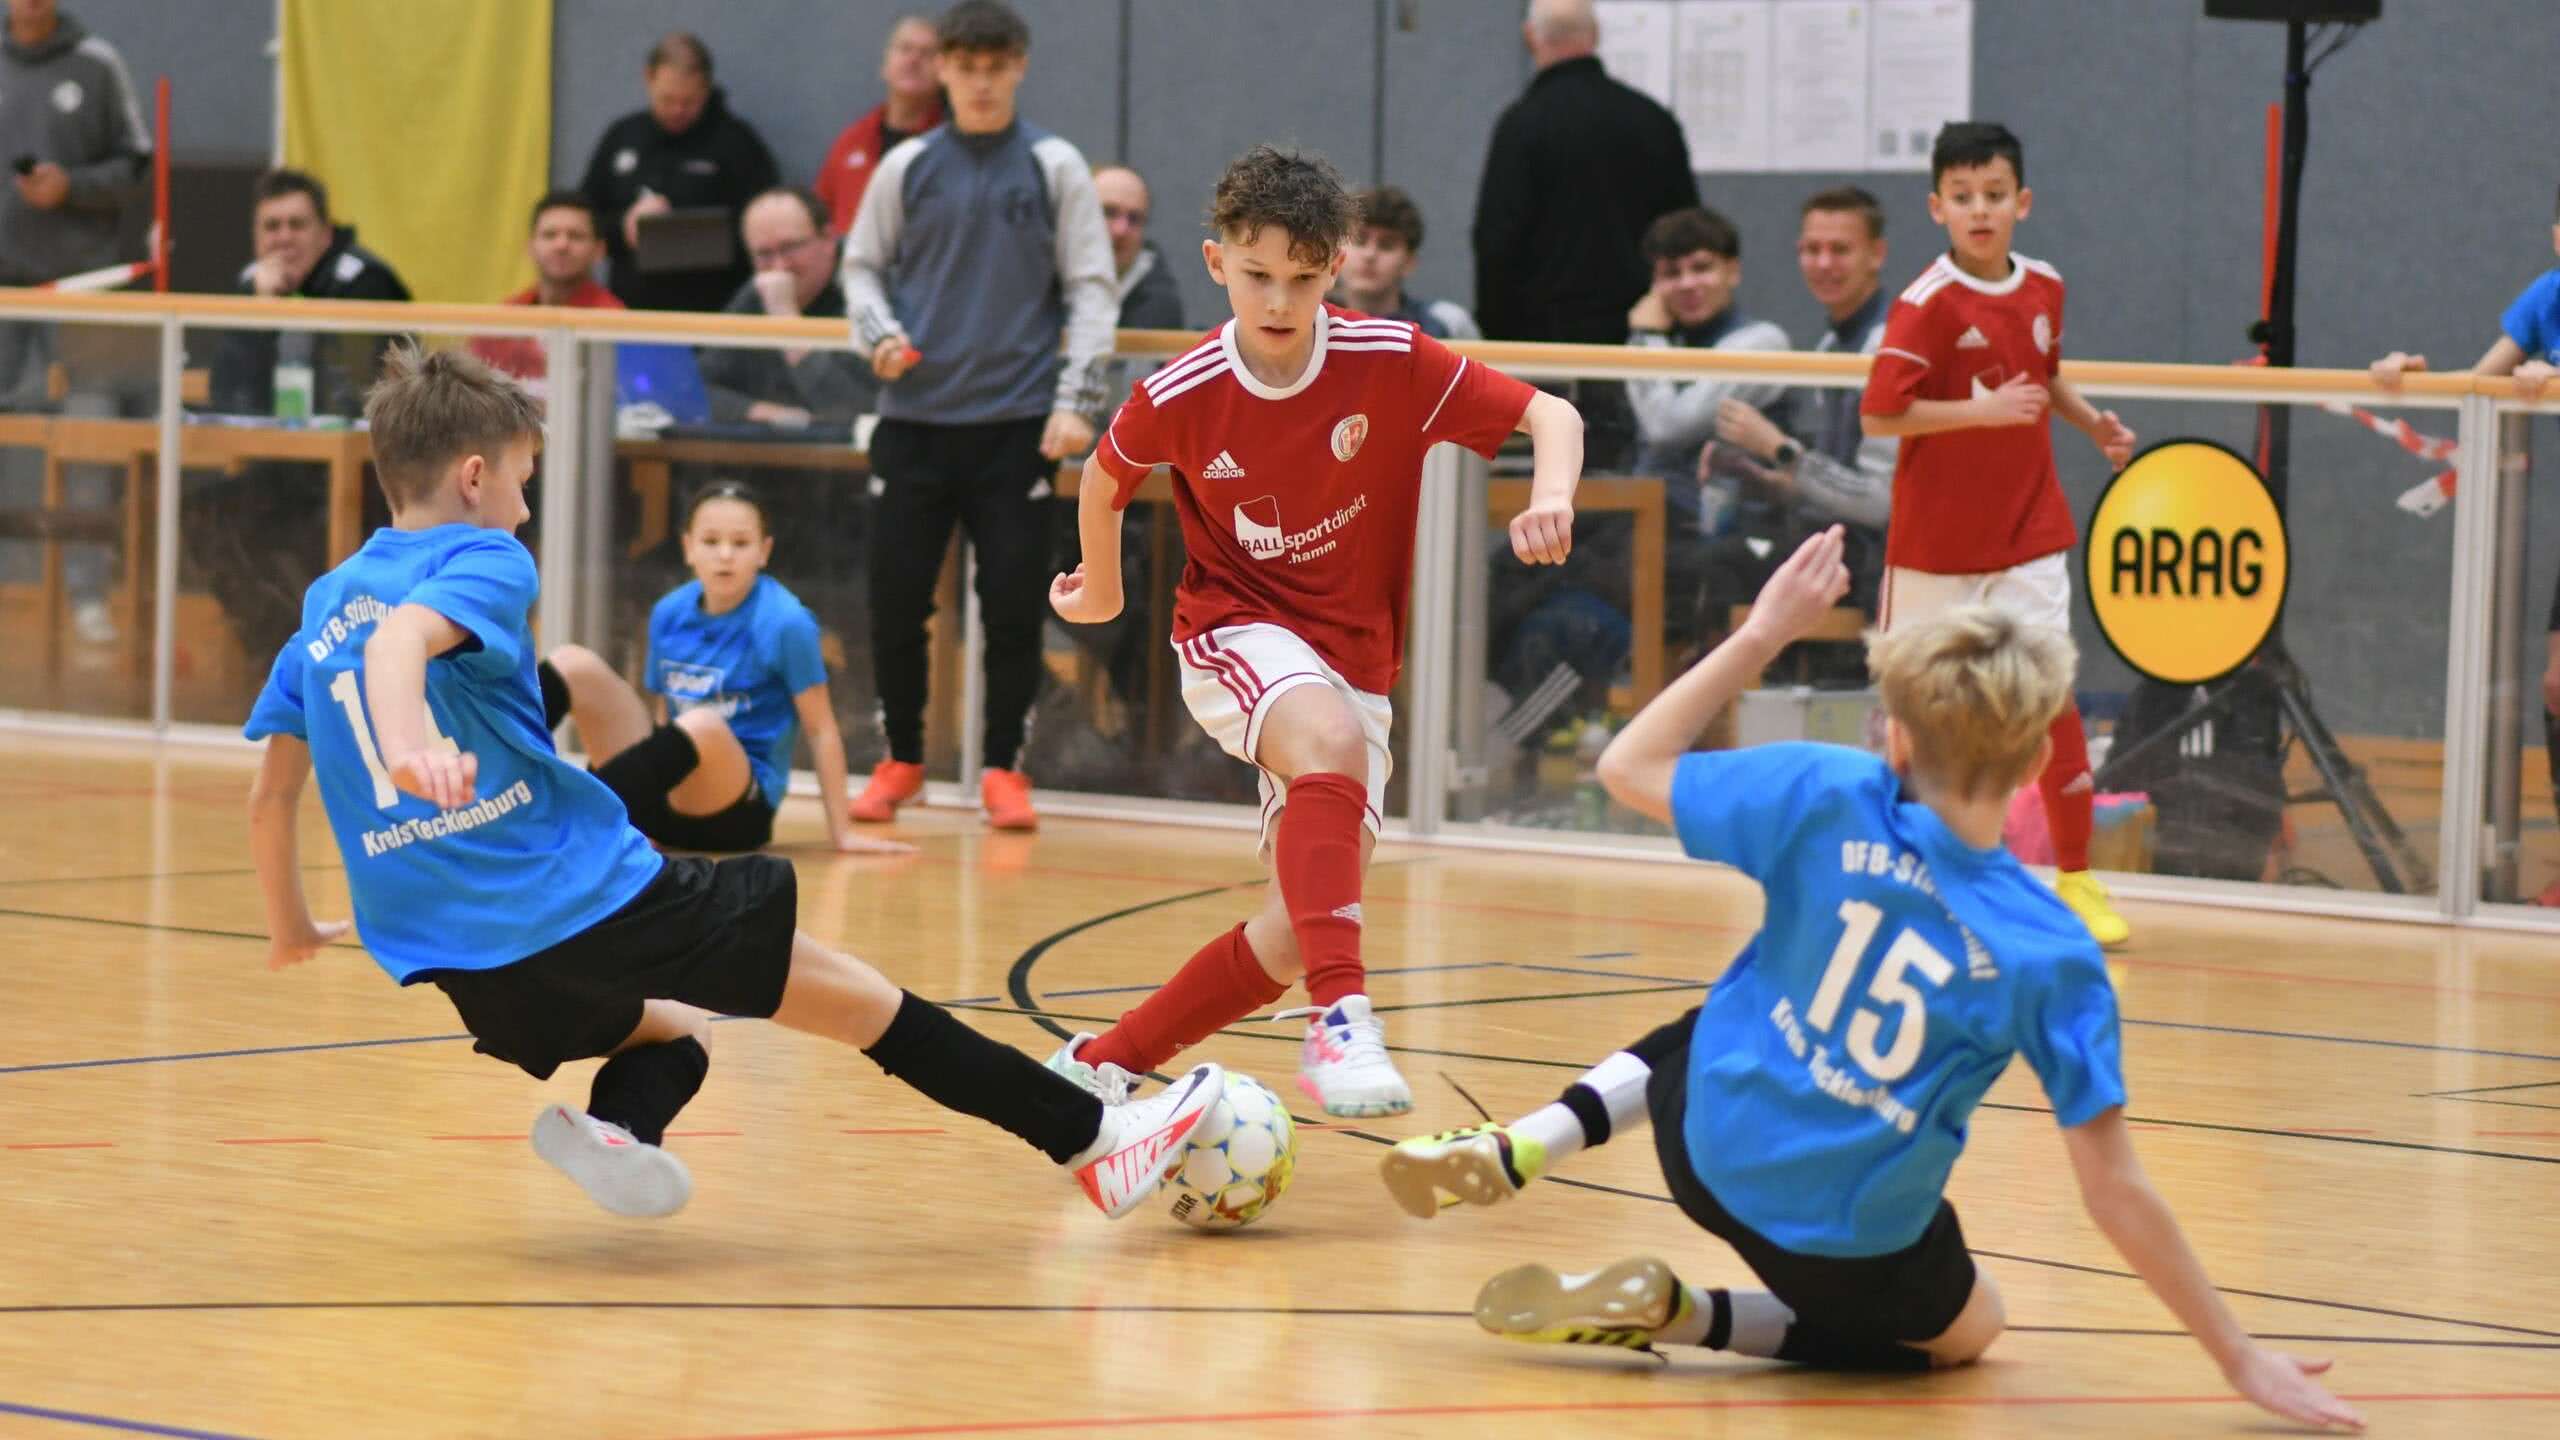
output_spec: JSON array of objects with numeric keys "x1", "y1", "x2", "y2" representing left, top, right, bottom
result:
[
  {"x1": 1773, "y1": 1320, "x2": 1933, "y2": 1372},
  {"x1": 862, "y1": 991, "x2": 1102, "y2": 1164},
  {"x1": 587, "y1": 1037, "x2": 709, "y2": 1147},
  {"x1": 538, "y1": 659, "x2": 570, "y2": 733}
]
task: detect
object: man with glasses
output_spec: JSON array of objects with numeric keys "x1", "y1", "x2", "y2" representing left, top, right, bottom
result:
[{"x1": 700, "y1": 186, "x2": 873, "y2": 428}]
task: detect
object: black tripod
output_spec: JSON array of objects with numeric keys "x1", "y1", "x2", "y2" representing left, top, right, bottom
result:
[{"x1": 2091, "y1": 12, "x2": 2429, "y2": 892}]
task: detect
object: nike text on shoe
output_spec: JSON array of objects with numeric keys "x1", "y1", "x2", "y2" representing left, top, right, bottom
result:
[
  {"x1": 1474, "y1": 1256, "x2": 1690, "y2": 1352},
  {"x1": 1278, "y1": 994, "x2": 1412, "y2": 1117},
  {"x1": 1073, "y1": 1062, "x2": 1223, "y2": 1218},
  {"x1": 1379, "y1": 1123, "x2": 1544, "y2": 1219},
  {"x1": 529, "y1": 1103, "x2": 695, "y2": 1218},
  {"x1": 1043, "y1": 1032, "x2": 1137, "y2": 1105}
]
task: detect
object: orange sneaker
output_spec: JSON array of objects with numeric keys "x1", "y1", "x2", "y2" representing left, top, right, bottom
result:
[
  {"x1": 850, "y1": 759, "x2": 925, "y2": 823},
  {"x1": 980, "y1": 767, "x2": 1038, "y2": 830}
]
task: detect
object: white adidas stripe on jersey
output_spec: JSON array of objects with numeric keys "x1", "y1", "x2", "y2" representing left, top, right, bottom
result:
[
  {"x1": 1142, "y1": 345, "x2": 1225, "y2": 398},
  {"x1": 1150, "y1": 364, "x2": 1231, "y2": 407}
]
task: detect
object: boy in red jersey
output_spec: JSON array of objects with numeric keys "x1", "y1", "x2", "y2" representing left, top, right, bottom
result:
[
  {"x1": 1861, "y1": 122, "x2": 2138, "y2": 948},
  {"x1": 1048, "y1": 145, "x2": 1584, "y2": 1115}
]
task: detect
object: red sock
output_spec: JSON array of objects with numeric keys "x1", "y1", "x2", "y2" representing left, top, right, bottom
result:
[
  {"x1": 2040, "y1": 707, "x2": 2094, "y2": 872},
  {"x1": 1276, "y1": 771, "x2": 1369, "y2": 1009},
  {"x1": 1081, "y1": 924, "x2": 1282, "y2": 1075}
]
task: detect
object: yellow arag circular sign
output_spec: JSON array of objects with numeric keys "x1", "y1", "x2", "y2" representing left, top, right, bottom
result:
[{"x1": 2084, "y1": 439, "x2": 2288, "y2": 685}]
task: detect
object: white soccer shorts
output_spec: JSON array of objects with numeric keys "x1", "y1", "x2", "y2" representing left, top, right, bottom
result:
[
  {"x1": 1880, "y1": 551, "x2": 2073, "y2": 636},
  {"x1": 1175, "y1": 622, "x2": 1391, "y2": 851}
]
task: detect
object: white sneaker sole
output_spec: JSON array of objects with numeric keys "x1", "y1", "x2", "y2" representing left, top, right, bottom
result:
[
  {"x1": 530, "y1": 1104, "x2": 694, "y2": 1218},
  {"x1": 1296, "y1": 1071, "x2": 1413, "y2": 1118},
  {"x1": 1475, "y1": 1257, "x2": 1678, "y2": 1346},
  {"x1": 1379, "y1": 1137, "x2": 1513, "y2": 1218}
]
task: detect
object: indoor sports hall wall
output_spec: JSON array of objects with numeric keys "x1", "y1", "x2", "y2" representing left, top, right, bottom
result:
[{"x1": 70, "y1": 0, "x2": 2560, "y2": 738}]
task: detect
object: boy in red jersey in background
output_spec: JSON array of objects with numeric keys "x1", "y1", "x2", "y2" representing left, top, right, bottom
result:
[
  {"x1": 1861, "y1": 122, "x2": 2138, "y2": 948},
  {"x1": 1048, "y1": 144, "x2": 1584, "y2": 1115}
]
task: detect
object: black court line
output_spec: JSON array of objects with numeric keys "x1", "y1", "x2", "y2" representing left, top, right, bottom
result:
[
  {"x1": 2427, "y1": 1096, "x2": 2560, "y2": 1114},
  {"x1": 2115, "y1": 1016, "x2": 2560, "y2": 1065},
  {"x1": 1974, "y1": 1101, "x2": 2560, "y2": 1168},
  {"x1": 1002, "y1": 892, "x2": 2560, "y2": 1342},
  {"x1": 0, "y1": 1032, "x2": 472, "y2": 1077},
  {"x1": 0, "y1": 864, "x2": 321, "y2": 891},
  {"x1": 2420, "y1": 1079, "x2": 2560, "y2": 1099},
  {"x1": 0, "y1": 1298, "x2": 2548, "y2": 1350}
]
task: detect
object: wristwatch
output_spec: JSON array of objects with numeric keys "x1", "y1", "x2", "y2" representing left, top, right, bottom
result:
[{"x1": 1773, "y1": 438, "x2": 1805, "y2": 467}]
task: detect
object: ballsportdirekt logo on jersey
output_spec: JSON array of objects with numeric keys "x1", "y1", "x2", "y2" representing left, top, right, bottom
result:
[
  {"x1": 2084, "y1": 439, "x2": 2289, "y2": 686},
  {"x1": 1232, "y1": 493, "x2": 1370, "y2": 564}
]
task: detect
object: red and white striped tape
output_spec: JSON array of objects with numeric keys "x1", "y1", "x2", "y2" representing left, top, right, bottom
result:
[
  {"x1": 37, "y1": 259, "x2": 153, "y2": 294},
  {"x1": 2317, "y1": 400, "x2": 2458, "y2": 517}
]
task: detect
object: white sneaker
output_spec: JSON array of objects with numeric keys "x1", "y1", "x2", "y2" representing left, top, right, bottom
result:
[
  {"x1": 1278, "y1": 995, "x2": 1412, "y2": 1118},
  {"x1": 1070, "y1": 1062, "x2": 1222, "y2": 1218},
  {"x1": 529, "y1": 1103, "x2": 693, "y2": 1218},
  {"x1": 1042, "y1": 1032, "x2": 1137, "y2": 1105}
]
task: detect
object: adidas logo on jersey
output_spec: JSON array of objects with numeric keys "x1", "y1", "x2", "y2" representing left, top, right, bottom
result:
[
  {"x1": 1331, "y1": 902, "x2": 1364, "y2": 926},
  {"x1": 1203, "y1": 450, "x2": 1247, "y2": 480},
  {"x1": 1955, "y1": 326, "x2": 1990, "y2": 349}
]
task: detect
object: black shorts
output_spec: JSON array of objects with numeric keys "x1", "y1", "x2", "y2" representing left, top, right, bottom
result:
[
  {"x1": 1646, "y1": 1027, "x2": 1978, "y2": 1345},
  {"x1": 591, "y1": 724, "x2": 776, "y2": 853},
  {"x1": 420, "y1": 854, "x2": 798, "y2": 1080}
]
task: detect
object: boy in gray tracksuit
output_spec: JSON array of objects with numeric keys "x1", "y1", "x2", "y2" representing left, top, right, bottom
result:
[{"x1": 842, "y1": 0, "x2": 1118, "y2": 832}]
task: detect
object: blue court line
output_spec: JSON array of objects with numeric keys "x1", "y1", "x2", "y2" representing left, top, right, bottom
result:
[{"x1": 0, "y1": 1399, "x2": 260, "y2": 1440}]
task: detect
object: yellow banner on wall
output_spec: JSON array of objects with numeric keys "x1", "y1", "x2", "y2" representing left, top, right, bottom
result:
[{"x1": 281, "y1": 0, "x2": 552, "y2": 304}]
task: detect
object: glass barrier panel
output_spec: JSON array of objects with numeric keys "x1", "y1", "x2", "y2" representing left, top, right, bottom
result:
[
  {"x1": 0, "y1": 317, "x2": 164, "y2": 720},
  {"x1": 2476, "y1": 402, "x2": 2560, "y2": 911}
]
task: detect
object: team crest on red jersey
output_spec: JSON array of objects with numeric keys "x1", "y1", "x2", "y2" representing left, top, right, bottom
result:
[
  {"x1": 2032, "y1": 312, "x2": 2053, "y2": 355},
  {"x1": 1330, "y1": 413, "x2": 1369, "y2": 462}
]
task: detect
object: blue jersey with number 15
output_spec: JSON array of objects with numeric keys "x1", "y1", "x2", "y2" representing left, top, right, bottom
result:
[
  {"x1": 1671, "y1": 744, "x2": 2126, "y2": 1258},
  {"x1": 244, "y1": 525, "x2": 662, "y2": 983}
]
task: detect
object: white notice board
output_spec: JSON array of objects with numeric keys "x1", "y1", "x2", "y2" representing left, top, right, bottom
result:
[{"x1": 1594, "y1": 0, "x2": 1974, "y2": 173}]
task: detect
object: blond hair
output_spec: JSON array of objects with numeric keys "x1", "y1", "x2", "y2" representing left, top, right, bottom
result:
[
  {"x1": 1866, "y1": 605, "x2": 2076, "y2": 799},
  {"x1": 362, "y1": 344, "x2": 543, "y2": 510}
]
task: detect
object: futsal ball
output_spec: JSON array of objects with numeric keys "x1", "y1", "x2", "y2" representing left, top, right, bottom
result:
[{"x1": 1166, "y1": 1071, "x2": 1297, "y2": 1231}]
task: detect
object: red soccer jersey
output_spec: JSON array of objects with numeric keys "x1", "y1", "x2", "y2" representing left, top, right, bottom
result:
[
  {"x1": 1094, "y1": 305, "x2": 1533, "y2": 694},
  {"x1": 1861, "y1": 251, "x2": 2074, "y2": 574}
]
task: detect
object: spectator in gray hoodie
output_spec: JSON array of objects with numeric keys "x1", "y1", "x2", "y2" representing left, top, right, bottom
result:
[{"x1": 0, "y1": 0, "x2": 152, "y2": 643}]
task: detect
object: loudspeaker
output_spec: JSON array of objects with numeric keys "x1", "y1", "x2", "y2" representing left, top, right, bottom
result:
[{"x1": 2204, "y1": 0, "x2": 2380, "y2": 21}]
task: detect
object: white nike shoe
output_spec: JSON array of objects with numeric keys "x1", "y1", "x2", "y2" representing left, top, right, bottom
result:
[
  {"x1": 1042, "y1": 1032, "x2": 1138, "y2": 1105},
  {"x1": 1070, "y1": 1062, "x2": 1222, "y2": 1218},
  {"x1": 529, "y1": 1103, "x2": 694, "y2": 1218},
  {"x1": 1277, "y1": 995, "x2": 1412, "y2": 1117}
]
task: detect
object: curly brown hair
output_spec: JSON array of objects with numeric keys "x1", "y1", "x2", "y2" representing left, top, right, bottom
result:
[{"x1": 1208, "y1": 145, "x2": 1355, "y2": 266}]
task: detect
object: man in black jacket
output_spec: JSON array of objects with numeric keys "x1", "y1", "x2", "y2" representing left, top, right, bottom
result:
[
  {"x1": 208, "y1": 169, "x2": 411, "y2": 417},
  {"x1": 196, "y1": 169, "x2": 412, "y2": 672},
  {"x1": 579, "y1": 32, "x2": 781, "y2": 314},
  {"x1": 1471, "y1": 0, "x2": 1696, "y2": 347}
]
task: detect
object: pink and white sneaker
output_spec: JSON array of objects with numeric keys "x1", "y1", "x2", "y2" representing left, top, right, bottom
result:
[
  {"x1": 1070, "y1": 1062, "x2": 1223, "y2": 1218},
  {"x1": 1278, "y1": 995, "x2": 1412, "y2": 1118}
]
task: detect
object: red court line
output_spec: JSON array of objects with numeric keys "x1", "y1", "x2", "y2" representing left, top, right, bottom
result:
[
  {"x1": 4, "y1": 1141, "x2": 112, "y2": 1150},
  {"x1": 428, "y1": 1134, "x2": 521, "y2": 1142},
  {"x1": 2481, "y1": 1130, "x2": 2560, "y2": 1137},
  {"x1": 216, "y1": 1137, "x2": 324, "y2": 1146},
  {"x1": 658, "y1": 1390, "x2": 2560, "y2": 1440},
  {"x1": 2113, "y1": 952, "x2": 2560, "y2": 1006}
]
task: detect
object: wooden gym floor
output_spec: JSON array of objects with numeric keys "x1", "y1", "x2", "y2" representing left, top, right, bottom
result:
[{"x1": 0, "y1": 734, "x2": 2554, "y2": 1439}]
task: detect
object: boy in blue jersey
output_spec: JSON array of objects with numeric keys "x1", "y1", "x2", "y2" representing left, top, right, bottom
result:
[
  {"x1": 1379, "y1": 529, "x2": 2362, "y2": 1431},
  {"x1": 244, "y1": 345, "x2": 1222, "y2": 1223}
]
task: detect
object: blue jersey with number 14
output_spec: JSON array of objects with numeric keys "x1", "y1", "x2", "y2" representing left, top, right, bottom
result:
[
  {"x1": 1671, "y1": 744, "x2": 2126, "y2": 1258},
  {"x1": 244, "y1": 525, "x2": 662, "y2": 983}
]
